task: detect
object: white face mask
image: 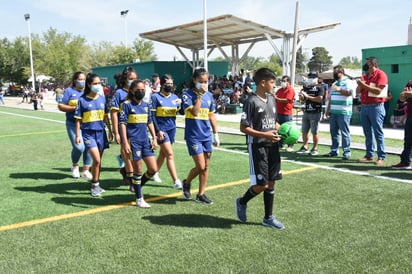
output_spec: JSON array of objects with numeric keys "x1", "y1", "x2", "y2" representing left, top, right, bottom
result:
[
  {"x1": 91, "y1": 84, "x2": 103, "y2": 95},
  {"x1": 195, "y1": 82, "x2": 203, "y2": 90},
  {"x1": 281, "y1": 82, "x2": 288, "y2": 88}
]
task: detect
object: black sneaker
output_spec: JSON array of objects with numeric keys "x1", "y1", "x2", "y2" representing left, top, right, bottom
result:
[
  {"x1": 195, "y1": 194, "x2": 213, "y2": 205},
  {"x1": 323, "y1": 152, "x2": 338, "y2": 157},
  {"x1": 182, "y1": 179, "x2": 191, "y2": 200}
]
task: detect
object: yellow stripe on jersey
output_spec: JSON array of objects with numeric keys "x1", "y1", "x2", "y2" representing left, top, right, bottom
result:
[
  {"x1": 185, "y1": 107, "x2": 210, "y2": 120},
  {"x1": 68, "y1": 99, "x2": 78, "y2": 106},
  {"x1": 155, "y1": 107, "x2": 178, "y2": 117},
  {"x1": 82, "y1": 110, "x2": 105, "y2": 123},
  {"x1": 128, "y1": 113, "x2": 148, "y2": 124}
]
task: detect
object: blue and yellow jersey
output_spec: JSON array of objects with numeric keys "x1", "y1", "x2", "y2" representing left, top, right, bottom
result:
[
  {"x1": 151, "y1": 92, "x2": 181, "y2": 131},
  {"x1": 110, "y1": 88, "x2": 128, "y2": 112},
  {"x1": 119, "y1": 100, "x2": 152, "y2": 144},
  {"x1": 60, "y1": 87, "x2": 83, "y2": 122},
  {"x1": 74, "y1": 94, "x2": 108, "y2": 131},
  {"x1": 182, "y1": 89, "x2": 216, "y2": 142}
]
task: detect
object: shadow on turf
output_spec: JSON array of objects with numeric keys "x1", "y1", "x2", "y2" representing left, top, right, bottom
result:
[{"x1": 142, "y1": 213, "x2": 240, "y2": 228}]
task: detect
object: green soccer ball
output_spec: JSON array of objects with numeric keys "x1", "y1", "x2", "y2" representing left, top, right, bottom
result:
[{"x1": 278, "y1": 122, "x2": 301, "y2": 145}]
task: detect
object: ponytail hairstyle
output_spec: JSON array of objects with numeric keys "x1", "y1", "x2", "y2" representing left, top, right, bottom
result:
[
  {"x1": 70, "y1": 71, "x2": 85, "y2": 88},
  {"x1": 189, "y1": 67, "x2": 209, "y2": 89},
  {"x1": 120, "y1": 66, "x2": 138, "y2": 89}
]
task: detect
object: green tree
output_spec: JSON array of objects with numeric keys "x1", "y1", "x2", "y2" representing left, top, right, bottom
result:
[
  {"x1": 132, "y1": 38, "x2": 157, "y2": 62},
  {"x1": 295, "y1": 47, "x2": 307, "y2": 73},
  {"x1": 0, "y1": 37, "x2": 29, "y2": 85},
  {"x1": 338, "y1": 56, "x2": 361, "y2": 69},
  {"x1": 307, "y1": 47, "x2": 333, "y2": 72},
  {"x1": 110, "y1": 45, "x2": 135, "y2": 65}
]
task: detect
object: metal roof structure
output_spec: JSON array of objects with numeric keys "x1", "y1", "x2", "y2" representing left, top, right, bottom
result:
[{"x1": 140, "y1": 14, "x2": 340, "y2": 77}]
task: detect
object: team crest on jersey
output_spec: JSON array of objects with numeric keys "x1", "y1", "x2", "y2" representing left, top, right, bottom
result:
[
  {"x1": 100, "y1": 103, "x2": 105, "y2": 108},
  {"x1": 136, "y1": 150, "x2": 141, "y2": 158},
  {"x1": 257, "y1": 174, "x2": 264, "y2": 180},
  {"x1": 85, "y1": 140, "x2": 91, "y2": 145},
  {"x1": 191, "y1": 144, "x2": 199, "y2": 152},
  {"x1": 88, "y1": 104, "x2": 92, "y2": 107}
]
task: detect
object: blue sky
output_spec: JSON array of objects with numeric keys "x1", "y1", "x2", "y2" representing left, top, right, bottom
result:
[{"x1": 1, "y1": 0, "x2": 411, "y2": 64}]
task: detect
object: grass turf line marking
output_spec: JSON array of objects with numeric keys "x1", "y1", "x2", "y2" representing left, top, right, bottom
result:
[
  {"x1": 0, "y1": 110, "x2": 65, "y2": 124},
  {"x1": 0, "y1": 130, "x2": 66, "y2": 138},
  {"x1": 0, "y1": 167, "x2": 315, "y2": 233}
]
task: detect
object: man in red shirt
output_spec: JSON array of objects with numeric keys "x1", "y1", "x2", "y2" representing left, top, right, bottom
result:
[
  {"x1": 274, "y1": 75, "x2": 296, "y2": 151},
  {"x1": 356, "y1": 56, "x2": 388, "y2": 166}
]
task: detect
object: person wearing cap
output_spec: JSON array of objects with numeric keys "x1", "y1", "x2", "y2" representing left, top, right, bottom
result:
[
  {"x1": 151, "y1": 73, "x2": 161, "y2": 93},
  {"x1": 391, "y1": 80, "x2": 412, "y2": 169},
  {"x1": 356, "y1": 56, "x2": 388, "y2": 166},
  {"x1": 296, "y1": 71, "x2": 325, "y2": 156}
]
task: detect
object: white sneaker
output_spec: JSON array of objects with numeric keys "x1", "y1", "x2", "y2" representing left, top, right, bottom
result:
[
  {"x1": 173, "y1": 179, "x2": 183, "y2": 190},
  {"x1": 81, "y1": 170, "x2": 93, "y2": 180},
  {"x1": 136, "y1": 198, "x2": 151, "y2": 208},
  {"x1": 71, "y1": 166, "x2": 80, "y2": 178},
  {"x1": 151, "y1": 172, "x2": 162, "y2": 183}
]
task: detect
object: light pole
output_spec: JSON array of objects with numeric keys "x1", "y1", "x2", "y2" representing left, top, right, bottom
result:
[
  {"x1": 120, "y1": 10, "x2": 129, "y2": 47},
  {"x1": 24, "y1": 13, "x2": 35, "y2": 91}
]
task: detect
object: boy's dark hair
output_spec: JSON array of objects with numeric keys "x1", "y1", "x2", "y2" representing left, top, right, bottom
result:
[{"x1": 253, "y1": 68, "x2": 276, "y2": 85}]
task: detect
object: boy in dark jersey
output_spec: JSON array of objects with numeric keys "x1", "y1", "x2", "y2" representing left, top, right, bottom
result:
[{"x1": 235, "y1": 68, "x2": 285, "y2": 230}]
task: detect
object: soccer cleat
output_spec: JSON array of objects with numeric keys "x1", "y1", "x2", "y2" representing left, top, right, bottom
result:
[
  {"x1": 116, "y1": 154, "x2": 125, "y2": 168},
  {"x1": 136, "y1": 198, "x2": 151, "y2": 208},
  {"x1": 90, "y1": 185, "x2": 105, "y2": 197},
  {"x1": 81, "y1": 170, "x2": 93, "y2": 180},
  {"x1": 182, "y1": 179, "x2": 192, "y2": 200},
  {"x1": 151, "y1": 172, "x2": 162, "y2": 183},
  {"x1": 342, "y1": 155, "x2": 351, "y2": 160},
  {"x1": 296, "y1": 146, "x2": 309, "y2": 154},
  {"x1": 173, "y1": 179, "x2": 183, "y2": 190},
  {"x1": 358, "y1": 156, "x2": 374, "y2": 163},
  {"x1": 71, "y1": 166, "x2": 80, "y2": 178},
  {"x1": 391, "y1": 163, "x2": 412, "y2": 169},
  {"x1": 309, "y1": 148, "x2": 318, "y2": 156},
  {"x1": 235, "y1": 198, "x2": 247, "y2": 223},
  {"x1": 195, "y1": 194, "x2": 213, "y2": 205},
  {"x1": 262, "y1": 216, "x2": 285, "y2": 230}
]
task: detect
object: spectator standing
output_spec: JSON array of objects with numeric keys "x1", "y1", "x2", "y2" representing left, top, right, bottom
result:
[
  {"x1": 31, "y1": 92, "x2": 39, "y2": 110},
  {"x1": 119, "y1": 80, "x2": 158, "y2": 208},
  {"x1": 151, "y1": 73, "x2": 161, "y2": 94},
  {"x1": 356, "y1": 56, "x2": 388, "y2": 165},
  {"x1": 150, "y1": 74, "x2": 182, "y2": 189},
  {"x1": 181, "y1": 68, "x2": 220, "y2": 205},
  {"x1": 235, "y1": 67, "x2": 285, "y2": 230},
  {"x1": 296, "y1": 71, "x2": 325, "y2": 156},
  {"x1": 58, "y1": 72, "x2": 92, "y2": 179},
  {"x1": 54, "y1": 86, "x2": 64, "y2": 104},
  {"x1": 74, "y1": 73, "x2": 110, "y2": 197},
  {"x1": 0, "y1": 88, "x2": 4, "y2": 105},
  {"x1": 323, "y1": 65, "x2": 354, "y2": 160},
  {"x1": 274, "y1": 75, "x2": 296, "y2": 151},
  {"x1": 391, "y1": 81, "x2": 412, "y2": 169}
]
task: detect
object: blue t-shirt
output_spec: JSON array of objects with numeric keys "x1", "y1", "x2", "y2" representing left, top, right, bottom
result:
[
  {"x1": 60, "y1": 87, "x2": 83, "y2": 122},
  {"x1": 119, "y1": 100, "x2": 152, "y2": 145},
  {"x1": 151, "y1": 92, "x2": 181, "y2": 131},
  {"x1": 110, "y1": 88, "x2": 128, "y2": 112},
  {"x1": 182, "y1": 89, "x2": 216, "y2": 142},
  {"x1": 74, "y1": 94, "x2": 108, "y2": 131}
]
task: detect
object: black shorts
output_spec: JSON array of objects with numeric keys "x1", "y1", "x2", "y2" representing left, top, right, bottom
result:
[{"x1": 248, "y1": 143, "x2": 282, "y2": 186}]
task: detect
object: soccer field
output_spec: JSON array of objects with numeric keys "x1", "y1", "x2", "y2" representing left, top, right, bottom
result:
[{"x1": 0, "y1": 107, "x2": 411, "y2": 273}]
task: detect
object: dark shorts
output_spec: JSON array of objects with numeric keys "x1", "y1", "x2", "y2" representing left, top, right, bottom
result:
[
  {"x1": 129, "y1": 141, "x2": 155, "y2": 161},
  {"x1": 83, "y1": 130, "x2": 109, "y2": 151},
  {"x1": 249, "y1": 143, "x2": 282, "y2": 186},
  {"x1": 186, "y1": 139, "x2": 213, "y2": 156},
  {"x1": 158, "y1": 128, "x2": 176, "y2": 145}
]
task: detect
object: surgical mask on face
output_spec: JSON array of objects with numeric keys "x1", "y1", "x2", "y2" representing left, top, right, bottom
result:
[
  {"x1": 163, "y1": 85, "x2": 173, "y2": 93},
  {"x1": 280, "y1": 81, "x2": 287, "y2": 88},
  {"x1": 75, "y1": 80, "x2": 85, "y2": 89},
  {"x1": 195, "y1": 82, "x2": 203, "y2": 90},
  {"x1": 91, "y1": 84, "x2": 103, "y2": 95},
  {"x1": 127, "y1": 80, "x2": 134, "y2": 87},
  {"x1": 134, "y1": 91, "x2": 145, "y2": 100}
]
